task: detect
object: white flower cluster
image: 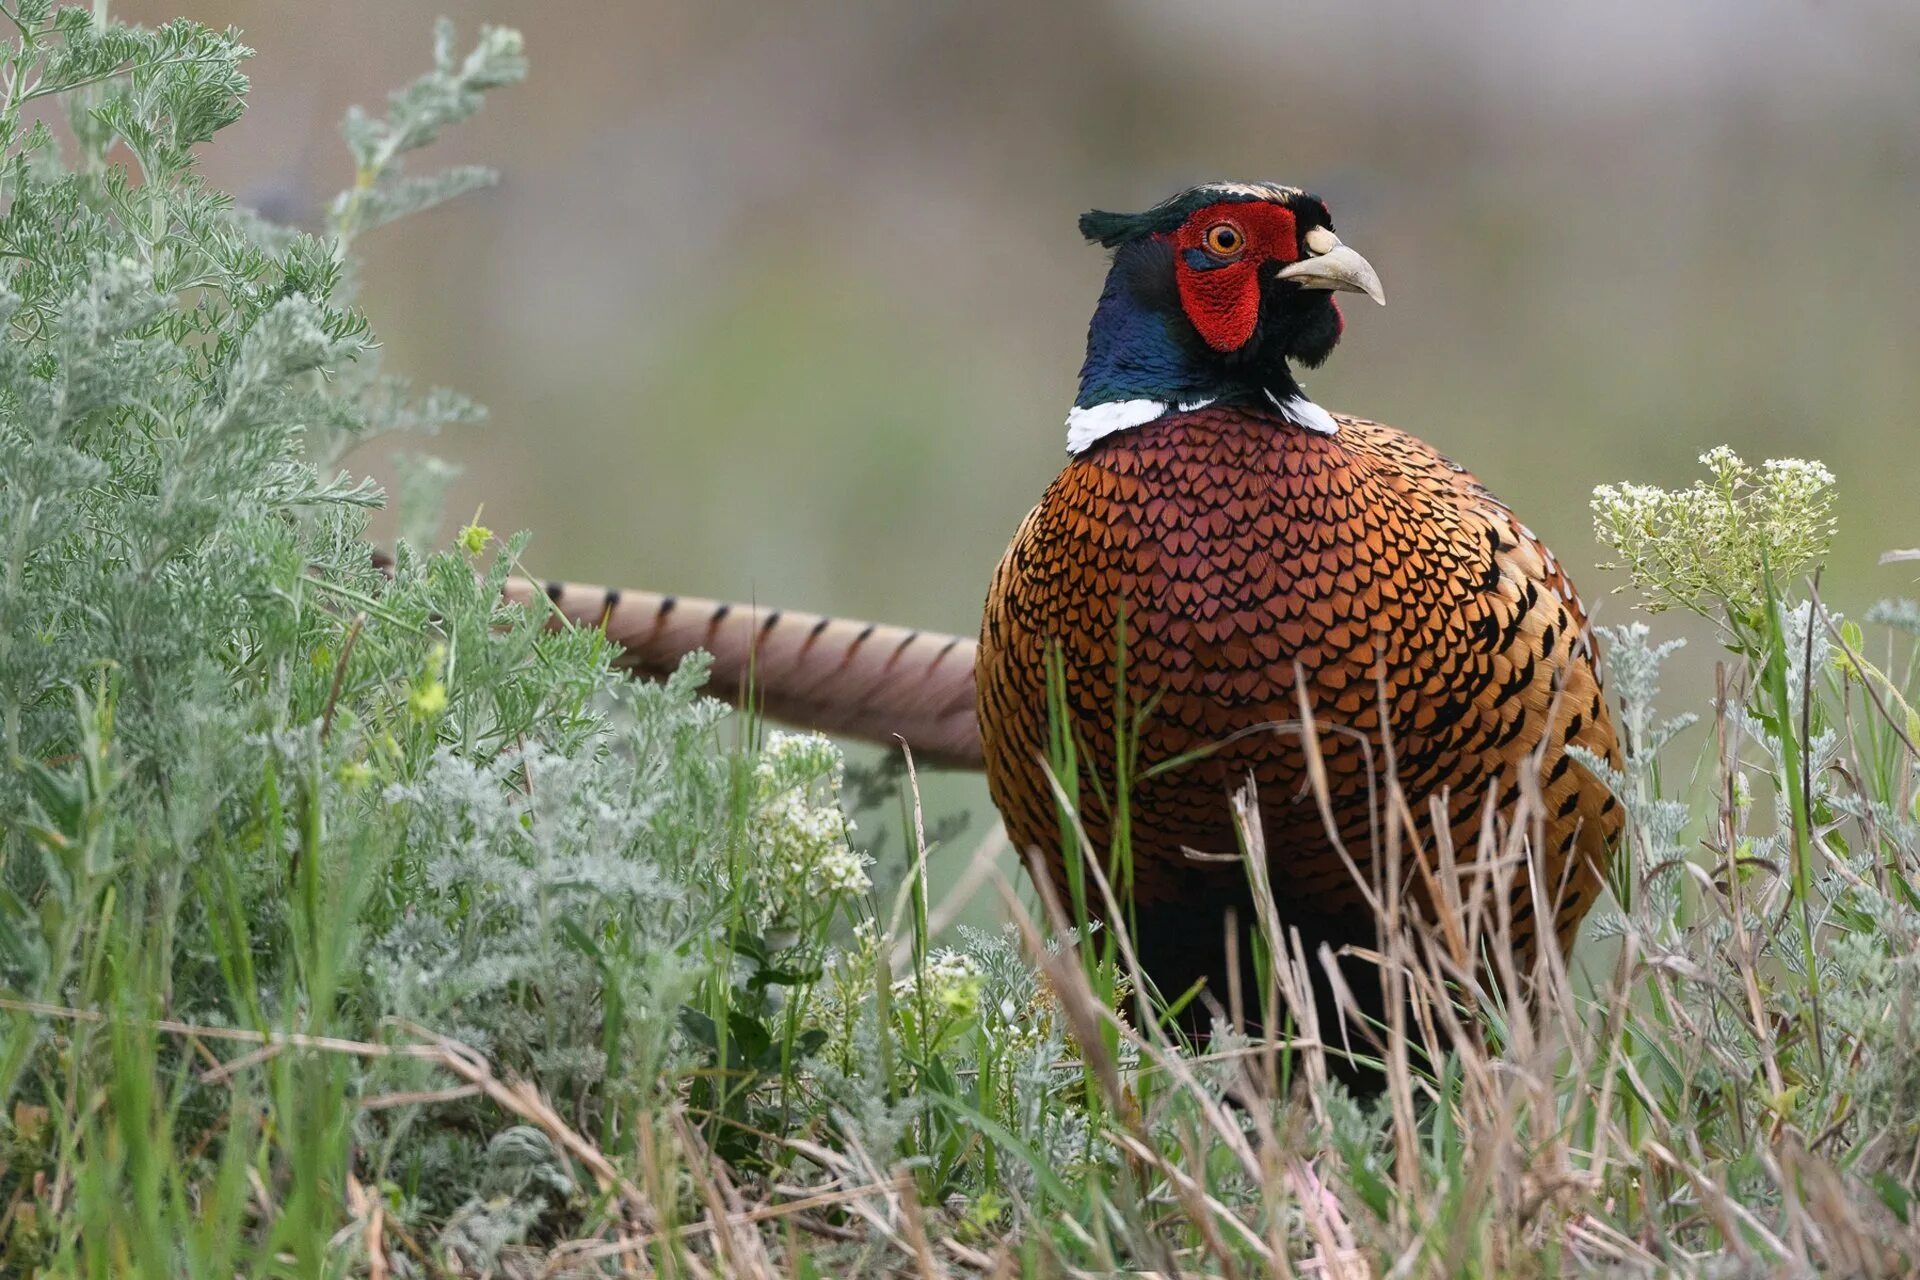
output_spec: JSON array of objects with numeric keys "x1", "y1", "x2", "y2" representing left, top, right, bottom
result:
[
  {"x1": 757, "y1": 729, "x2": 845, "y2": 788},
  {"x1": 894, "y1": 947, "x2": 985, "y2": 1017},
  {"x1": 1592, "y1": 447, "x2": 1837, "y2": 624},
  {"x1": 750, "y1": 732, "x2": 869, "y2": 925},
  {"x1": 1759, "y1": 455, "x2": 1836, "y2": 505}
]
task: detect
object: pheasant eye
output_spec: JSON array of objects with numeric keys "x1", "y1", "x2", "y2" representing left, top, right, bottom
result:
[{"x1": 1203, "y1": 222, "x2": 1244, "y2": 257}]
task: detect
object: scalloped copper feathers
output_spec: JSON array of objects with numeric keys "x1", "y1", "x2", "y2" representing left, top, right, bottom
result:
[{"x1": 976, "y1": 405, "x2": 1623, "y2": 1009}]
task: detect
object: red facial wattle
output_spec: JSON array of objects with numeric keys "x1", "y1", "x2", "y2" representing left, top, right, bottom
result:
[{"x1": 1167, "y1": 202, "x2": 1301, "y2": 353}]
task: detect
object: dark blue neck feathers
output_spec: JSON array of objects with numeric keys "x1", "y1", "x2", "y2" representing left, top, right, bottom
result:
[
  {"x1": 1074, "y1": 244, "x2": 1301, "y2": 410},
  {"x1": 1074, "y1": 266, "x2": 1214, "y2": 408}
]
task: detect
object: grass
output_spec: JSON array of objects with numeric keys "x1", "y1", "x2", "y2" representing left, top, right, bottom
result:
[{"x1": 1, "y1": 8, "x2": 1919, "y2": 1277}]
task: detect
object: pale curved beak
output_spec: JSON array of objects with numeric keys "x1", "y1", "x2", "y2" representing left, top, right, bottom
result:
[{"x1": 1276, "y1": 237, "x2": 1385, "y2": 306}]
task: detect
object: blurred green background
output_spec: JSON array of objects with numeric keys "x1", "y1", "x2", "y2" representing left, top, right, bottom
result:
[{"x1": 123, "y1": 0, "x2": 1920, "y2": 891}]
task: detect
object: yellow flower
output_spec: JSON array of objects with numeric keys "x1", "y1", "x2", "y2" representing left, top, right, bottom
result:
[
  {"x1": 457, "y1": 522, "x2": 493, "y2": 556},
  {"x1": 409, "y1": 645, "x2": 450, "y2": 719},
  {"x1": 408, "y1": 680, "x2": 448, "y2": 719}
]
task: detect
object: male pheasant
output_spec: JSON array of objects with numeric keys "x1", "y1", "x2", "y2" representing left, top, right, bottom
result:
[{"x1": 516, "y1": 180, "x2": 1623, "y2": 1043}]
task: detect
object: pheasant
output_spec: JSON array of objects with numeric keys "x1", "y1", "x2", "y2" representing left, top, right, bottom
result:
[{"x1": 515, "y1": 180, "x2": 1623, "y2": 1047}]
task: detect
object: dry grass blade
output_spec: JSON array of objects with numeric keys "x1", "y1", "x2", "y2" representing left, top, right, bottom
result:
[
  {"x1": 346, "y1": 1173, "x2": 389, "y2": 1280},
  {"x1": 546, "y1": 1178, "x2": 915, "y2": 1265},
  {"x1": 0, "y1": 996, "x2": 448, "y2": 1064},
  {"x1": 358, "y1": 1083, "x2": 485, "y2": 1111}
]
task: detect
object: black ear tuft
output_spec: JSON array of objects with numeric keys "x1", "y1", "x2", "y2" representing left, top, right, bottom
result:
[
  {"x1": 1080, "y1": 183, "x2": 1298, "y2": 248},
  {"x1": 1079, "y1": 208, "x2": 1145, "y2": 248}
]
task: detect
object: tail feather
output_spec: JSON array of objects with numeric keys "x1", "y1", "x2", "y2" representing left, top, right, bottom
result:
[{"x1": 505, "y1": 577, "x2": 985, "y2": 770}]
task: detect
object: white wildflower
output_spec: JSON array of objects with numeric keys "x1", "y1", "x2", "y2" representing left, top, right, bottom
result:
[
  {"x1": 815, "y1": 842, "x2": 872, "y2": 895},
  {"x1": 1593, "y1": 446, "x2": 1836, "y2": 625},
  {"x1": 1698, "y1": 444, "x2": 1742, "y2": 474},
  {"x1": 761, "y1": 788, "x2": 868, "y2": 895},
  {"x1": 756, "y1": 730, "x2": 844, "y2": 789},
  {"x1": 746, "y1": 731, "x2": 868, "y2": 926},
  {"x1": 895, "y1": 948, "x2": 984, "y2": 1016},
  {"x1": 1761, "y1": 456, "x2": 1834, "y2": 487}
]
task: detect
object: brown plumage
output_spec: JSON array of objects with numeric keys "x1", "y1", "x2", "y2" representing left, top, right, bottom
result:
[{"x1": 975, "y1": 407, "x2": 1622, "y2": 1014}]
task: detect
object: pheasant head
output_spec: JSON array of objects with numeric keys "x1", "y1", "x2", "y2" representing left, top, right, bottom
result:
[{"x1": 1068, "y1": 181, "x2": 1385, "y2": 453}]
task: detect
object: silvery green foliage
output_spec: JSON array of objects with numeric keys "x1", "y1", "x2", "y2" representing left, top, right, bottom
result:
[
  {"x1": 0, "y1": 14, "x2": 519, "y2": 807},
  {"x1": 1570, "y1": 623, "x2": 1696, "y2": 935},
  {"x1": 808, "y1": 1003, "x2": 931, "y2": 1181},
  {"x1": 333, "y1": 20, "x2": 526, "y2": 243},
  {"x1": 1816, "y1": 933, "x2": 1920, "y2": 1161},
  {"x1": 958, "y1": 924, "x2": 1082, "y2": 1159},
  {"x1": 0, "y1": 8, "x2": 762, "y2": 1239},
  {"x1": 1775, "y1": 599, "x2": 1838, "y2": 747},
  {"x1": 371, "y1": 726, "x2": 689, "y2": 1088},
  {"x1": 1720, "y1": 606, "x2": 1850, "y2": 967},
  {"x1": 0, "y1": 15, "x2": 377, "y2": 1022},
  {"x1": 955, "y1": 923, "x2": 1125, "y2": 1194},
  {"x1": 435, "y1": 1126, "x2": 577, "y2": 1270},
  {"x1": 1869, "y1": 598, "x2": 1920, "y2": 636},
  {"x1": 1728, "y1": 603, "x2": 1843, "y2": 878},
  {"x1": 1828, "y1": 794, "x2": 1920, "y2": 881}
]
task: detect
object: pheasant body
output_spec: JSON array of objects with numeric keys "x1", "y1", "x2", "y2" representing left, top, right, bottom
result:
[{"x1": 977, "y1": 404, "x2": 1622, "y2": 1004}]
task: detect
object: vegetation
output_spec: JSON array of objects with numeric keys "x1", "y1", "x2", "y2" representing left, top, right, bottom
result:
[{"x1": 1, "y1": 9, "x2": 1917, "y2": 1275}]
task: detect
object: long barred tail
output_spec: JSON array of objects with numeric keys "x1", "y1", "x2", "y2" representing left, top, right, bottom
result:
[{"x1": 505, "y1": 576, "x2": 985, "y2": 770}]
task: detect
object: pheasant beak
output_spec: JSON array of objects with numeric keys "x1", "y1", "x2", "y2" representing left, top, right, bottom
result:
[{"x1": 1276, "y1": 228, "x2": 1386, "y2": 305}]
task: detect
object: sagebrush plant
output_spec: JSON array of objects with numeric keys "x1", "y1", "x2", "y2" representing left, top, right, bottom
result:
[{"x1": 2, "y1": 8, "x2": 1920, "y2": 1278}]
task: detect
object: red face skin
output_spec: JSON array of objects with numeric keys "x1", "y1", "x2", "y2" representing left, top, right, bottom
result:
[{"x1": 1164, "y1": 201, "x2": 1304, "y2": 353}]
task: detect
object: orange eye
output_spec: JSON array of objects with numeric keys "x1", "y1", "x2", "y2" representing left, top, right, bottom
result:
[{"x1": 1203, "y1": 222, "x2": 1244, "y2": 257}]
